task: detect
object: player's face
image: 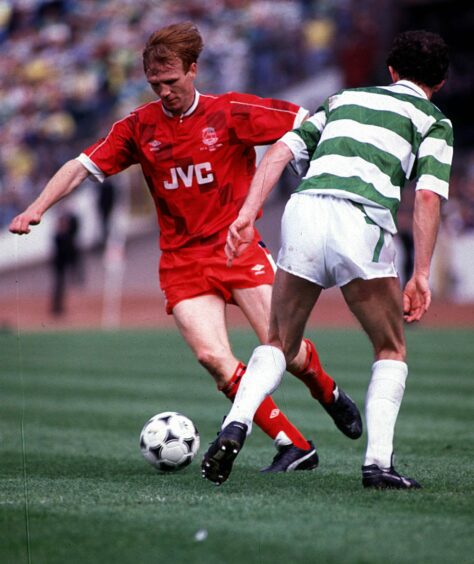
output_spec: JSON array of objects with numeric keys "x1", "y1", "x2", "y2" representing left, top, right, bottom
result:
[{"x1": 146, "y1": 59, "x2": 197, "y2": 116}]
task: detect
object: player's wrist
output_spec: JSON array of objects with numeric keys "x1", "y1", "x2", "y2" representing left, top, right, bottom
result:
[
  {"x1": 413, "y1": 269, "x2": 430, "y2": 280},
  {"x1": 26, "y1": 207, "x2": 44, "y2": 222},
  {"x1": 238, "y1": 207, "x2": 257, "y2": 224}
]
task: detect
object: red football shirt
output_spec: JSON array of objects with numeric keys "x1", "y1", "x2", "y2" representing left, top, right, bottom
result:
[{"x1": 78, "y1": 91, "x2": 307, "y2": 251}]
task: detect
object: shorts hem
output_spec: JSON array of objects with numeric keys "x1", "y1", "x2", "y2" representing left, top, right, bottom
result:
[
  {"x1": 277, "y1": 264, "x2": 398, "y2": 289},
  {"x1": 165, "y1": 289, "x2": 221, "y2": 315},
  {"x1": 277, "y1": 263, "x2": 328, "y2": 288},
  {"x1": 232, "y1": 280, "x2": 273, "y2": 291},
  {"x1": 337, "y1": 271, "x2": 399, "y2": 287}
]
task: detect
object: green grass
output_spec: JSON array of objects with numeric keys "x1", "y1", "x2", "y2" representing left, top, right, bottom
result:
[{"x1": 1, "y1": 328, "x2": 473, "y2": 564}]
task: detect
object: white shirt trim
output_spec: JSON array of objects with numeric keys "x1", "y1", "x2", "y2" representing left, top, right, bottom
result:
[
  {"x1": 386, "y1": 80, "x2": 428, "y2": 99},
  {"x1": 161, "y1": 90, "x2": 200, "y2": 118},
  {"x1": 76, "y1": 153, "x2": 105, "y2": 182}
]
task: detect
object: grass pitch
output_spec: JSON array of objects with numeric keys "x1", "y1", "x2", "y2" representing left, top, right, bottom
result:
[{"x1": 1, "y1": 327, "x2": 473, "y2": 564}]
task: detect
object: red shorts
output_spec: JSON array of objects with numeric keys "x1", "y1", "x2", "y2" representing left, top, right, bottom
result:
[{"x1": 159, "y1": 233, "x2": 275, "y2": 314}]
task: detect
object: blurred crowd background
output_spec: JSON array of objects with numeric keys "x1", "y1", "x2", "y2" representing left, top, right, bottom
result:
[{"x1": 0, "y1": 0, "x2": 473, "y2": 302}]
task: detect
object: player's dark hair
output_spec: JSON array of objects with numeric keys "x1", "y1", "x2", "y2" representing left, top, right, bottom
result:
[
  {"x1": 386, "y1": 30, "x2": 449, "y2": 87},
  {"x1": 143, "y1": 22, "x2": 204, "y2": 73}
]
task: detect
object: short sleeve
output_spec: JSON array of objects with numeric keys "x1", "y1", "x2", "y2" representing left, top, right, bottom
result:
[
  {"x1": 415, "y1": 118, "x2": 453, "y2": 199},
  {"x1": 79, "y1": 114, "x2": 139, "y2": 180}
]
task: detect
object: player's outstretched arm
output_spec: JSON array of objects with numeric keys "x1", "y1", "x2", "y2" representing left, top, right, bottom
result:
[
  {"x1": 225, "y1": 141, "x2": 293, "y2": 265},
  {"x1": 9, "y1": 160, "x2": 90, "y2": 235},
  {"x1": 403, "y1": 189, "x2": 441, "y2": 322}
]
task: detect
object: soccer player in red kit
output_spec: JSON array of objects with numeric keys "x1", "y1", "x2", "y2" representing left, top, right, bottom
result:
[{"x1": 10, "y1": 22, "x2": 361, "y2": 474}]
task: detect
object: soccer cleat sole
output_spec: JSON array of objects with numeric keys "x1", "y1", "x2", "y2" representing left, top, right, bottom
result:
[{"x1": 201, "y1": 439, "x2": 242, "y2": 485}]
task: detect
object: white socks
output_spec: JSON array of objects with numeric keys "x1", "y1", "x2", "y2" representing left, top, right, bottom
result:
[
  {"x1": 222, "y1": 348, "x2": 408, "y2": 470},
  {"x1": 364, "y1": 359, "x2": 408, "y2": 469},
  {"x1": 222, "y1": 345, "x2": 286, "y2": 433}
]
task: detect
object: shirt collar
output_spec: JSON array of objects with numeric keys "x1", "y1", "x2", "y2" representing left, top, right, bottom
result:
[
  {"x1": 161, "y1": 90, "x2": 200, "y2": 118},
  {"x1": 394, "y1": 80, "x2": 428, "y2": 99}
]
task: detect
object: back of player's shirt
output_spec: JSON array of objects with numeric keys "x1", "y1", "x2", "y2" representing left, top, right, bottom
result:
[
  {"x1": 280, "y1": 80, "x2": 453, "y2": 234},
  {"x1": 77, "y1": 91, "x2": 307, "y2": 251}
]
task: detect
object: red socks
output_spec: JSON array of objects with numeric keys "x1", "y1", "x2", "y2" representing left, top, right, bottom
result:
[
  {"x1": 222, "y1": 362, "x2": 310, "y2": 450},
  {"x1": 290, "y1": 339, "x2": 335, "y2": 405}
]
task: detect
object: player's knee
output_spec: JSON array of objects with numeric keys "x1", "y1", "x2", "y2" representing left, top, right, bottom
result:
[{"x1": 195, "y1": 349, "x2": 229, "y2": 381}]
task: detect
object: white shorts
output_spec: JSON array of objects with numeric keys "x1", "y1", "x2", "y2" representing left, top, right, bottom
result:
[{"x1": 277, "y1": 193, "x2": 398, "y2": 288}]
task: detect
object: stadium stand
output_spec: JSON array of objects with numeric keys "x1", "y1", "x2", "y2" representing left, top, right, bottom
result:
[{"x1": 1, "y1": 0, "x2": 473, "y2": 304}]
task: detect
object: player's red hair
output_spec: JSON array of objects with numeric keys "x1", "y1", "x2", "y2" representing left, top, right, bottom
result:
[{"x1": 143, "y1": 22, "x2": 204, "y2": 73}]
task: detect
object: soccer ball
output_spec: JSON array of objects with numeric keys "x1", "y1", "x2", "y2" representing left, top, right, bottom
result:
[{"x1": 139, "y1": 411, "x2": 200, "y2": 472}]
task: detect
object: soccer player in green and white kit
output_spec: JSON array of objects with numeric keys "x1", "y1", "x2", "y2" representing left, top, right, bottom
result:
[{"x1": 202, "y1": 30, "x2": 453, "y2": 488}]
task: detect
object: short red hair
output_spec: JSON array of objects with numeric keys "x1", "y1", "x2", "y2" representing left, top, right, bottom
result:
[{"x1": 143, "y1": 22, "x2": 204, "y2": 73}]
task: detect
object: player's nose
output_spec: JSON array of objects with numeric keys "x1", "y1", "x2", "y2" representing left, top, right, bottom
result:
[{"x1": 160, "y1": 85, "x2": 171, "y2": 98}]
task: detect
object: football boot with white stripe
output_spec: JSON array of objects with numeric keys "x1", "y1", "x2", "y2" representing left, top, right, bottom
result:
[
  {"x1": 260, "y1": 440, "x2": 319, "y2": 473},
  {"x1": 362, "y1": 463, "x2": 421, "y2": 489}
]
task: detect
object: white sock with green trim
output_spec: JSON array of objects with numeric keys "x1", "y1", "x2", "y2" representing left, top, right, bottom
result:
[
  {"x1": 222, "y1": 345, "x2": 286, "y2": 433},
  {"x1": 364, "y1": 359, "x2": 408, "y2": 469}
]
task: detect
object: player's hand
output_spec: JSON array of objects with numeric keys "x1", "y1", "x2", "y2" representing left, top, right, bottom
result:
[
  {"x1": 403, "y1": 273, "x2": 431, "y2": 323},
  {"x1": 225, "y1": 214, "x2": 255, "y2": 267},
  {"x1": 9, "y1": 209, "x2": 42, "y2": 235}
]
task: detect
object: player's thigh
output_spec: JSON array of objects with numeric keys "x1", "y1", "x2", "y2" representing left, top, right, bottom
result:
[
  {"x1": 232, "y1": 284, "x2": 272, "y2": 344},
  {"x1": 172, "y1": 294, "x2": 235, "y2": 362},
  {"x1": 341, "y1": 277, "x2": 406, "y2": 360},
  {"x1": 269, "y1": 269, "x2": 322, "y2": 362}
]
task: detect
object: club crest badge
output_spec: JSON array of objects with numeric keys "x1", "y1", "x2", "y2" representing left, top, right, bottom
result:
[{"x1": 202, "y1": 127, "x2": 218, "y2": 148}]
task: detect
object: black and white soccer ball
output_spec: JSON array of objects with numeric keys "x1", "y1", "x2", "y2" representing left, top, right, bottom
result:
[{"x1": 139, "y1": 411, "x2": 200, "y2": 472}]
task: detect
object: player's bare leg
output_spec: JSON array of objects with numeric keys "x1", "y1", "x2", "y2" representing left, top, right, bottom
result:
[
  {"x1": 265, "y1": 270, "x2": 322, "y2": 361},
  {"x1": 173, "y1": 294, "x2": 238, "y2": 389},
  {"x1": 233, "y1": 284, "x2": 307, "y2": 366},
  {"x1": 342, "y1": 277, "x2": 420, "y2": 489},
  {"x1": 341, "y1": 277, "x2": 406, "y2": 362},
  {"x1": 173, "y1": 294, "x2": 317, "y2": 475}
]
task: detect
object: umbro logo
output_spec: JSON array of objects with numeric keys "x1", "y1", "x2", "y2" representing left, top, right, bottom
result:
[
  {"x1": 269, "y1": 409, "x2": 280, "y2": 419},
  {"x1": 251, "y1": 264, "x2": 266, "y2": 275},
  {"x1": 148, "y1": 140, "x2": 162, "y2": 152}
]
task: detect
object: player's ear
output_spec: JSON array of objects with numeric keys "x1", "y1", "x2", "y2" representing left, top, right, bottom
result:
[
  {"x1": 388, "y1": 66, "x2": 400, "y2": 82},
  {"x1": 432, "y1": 79, "x2": 446, "y2": 93},
  {"x1": 188, "y1": 62, "x2": 197, "y2": 79}
]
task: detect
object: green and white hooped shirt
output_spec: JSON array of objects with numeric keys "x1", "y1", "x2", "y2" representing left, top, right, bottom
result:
[{"x1": 280, "y1": 80, "x2": 453, "y2": 234}]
